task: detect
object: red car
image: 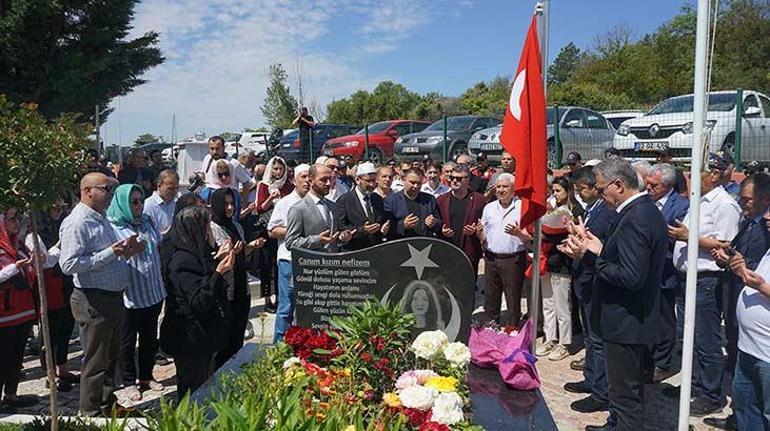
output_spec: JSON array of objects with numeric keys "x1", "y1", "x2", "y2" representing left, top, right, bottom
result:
[{"x1": 322, "y1": 120, "x2": 430, "y2": 164}]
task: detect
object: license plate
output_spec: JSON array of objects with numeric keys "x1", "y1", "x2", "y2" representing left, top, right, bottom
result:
[
  {"x1": 480, "y1": 143, "x2": 502, "y2": 151},
  {"x1": 402, "y1": 147, "x2": 419, "y2": 153},
  {"x1": 634, "y1": 141, "x2": 668, "y2": 152},
  {"x1": 323, "y1": 149, "x2": 334, "y2": 156}
]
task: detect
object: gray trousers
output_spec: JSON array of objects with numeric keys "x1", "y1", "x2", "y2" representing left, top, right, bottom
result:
[{"x1": 70, "y1": 288, "x2": 125, "y2": 415}]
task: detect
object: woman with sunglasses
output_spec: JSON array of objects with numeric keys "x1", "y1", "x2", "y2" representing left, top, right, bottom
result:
[
  {"x1": 0, "y1": 208, "x2": 39, "y2": 411},
  {"x1": 253, "y1": 156, "x2": 293, "y2": 313},
  {"x1": 106, "y1": 184, "x2": 166, "y2": 401},
  {"x1": 209, "y1": 188, "x2": 265, "y2": 367},
  {"x1": 25, "y1": 199, "x2": 78, "y2": 392}
]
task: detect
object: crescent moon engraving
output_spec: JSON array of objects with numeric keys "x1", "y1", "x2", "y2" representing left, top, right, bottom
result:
[
  {"x1": 381, "y1": 284, "x2": 398, "y2": 306},
  {"x1": 442, "y1": 285, "x2": 461, "y2": 342},
  {"x1": 509, "y1": 69, "x2": 527, "y2": 121}
]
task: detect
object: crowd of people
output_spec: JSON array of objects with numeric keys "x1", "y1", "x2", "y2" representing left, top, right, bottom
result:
[{"x1": 1, "y1": 131, "x2": 769, "y2": 431}]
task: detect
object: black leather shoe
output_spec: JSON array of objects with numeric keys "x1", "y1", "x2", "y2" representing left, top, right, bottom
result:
[
  {"x1": 703, "y1": 414, "x2": 737, "y2": 430},
  {"x1": 689, "y1": 397, "x2": 725, "y2": 417},
  {"x1": 571, "y1": 395, "x2": 609, "y2": 413},
  {"x1": 585, "y1": 422, "x2": 613, "y2": 431},
  {"x1": 652, "y1": 367, "x2": 676, "y2": 383},
  {"x1": 570, "y1": 358, "x2": 585, "y2": 371},
  {"x1": 564, "y1": 381, "x2": 591, "y2": 394}
]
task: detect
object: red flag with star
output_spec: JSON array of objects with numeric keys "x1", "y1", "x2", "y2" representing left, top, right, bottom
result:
[{"x1": 500, "y1": 15, "x2": 548, "y2": 227}]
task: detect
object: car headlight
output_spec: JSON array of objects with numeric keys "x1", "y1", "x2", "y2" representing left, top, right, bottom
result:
[
  {"x1": 426, "y1": 136, "x2": 444, "y2": 144},
  {"x1": 617, "y1": 124, "x2": 630, "y2": 136},
  {"x1": 490, "y1": 134, "x2": 497, "y2": 141},
  {"x1": 395, "y1": 137, "x2": 403, "y2": 144},
  {"x1": 682, "y1": 122, "x2": 693, "y2": 134},
  {"x1": 343, "y1": 141, "x2": 360, "y2": 148},
  {"x1": 471, "y1": 133, "x2": 480, "y2": 141},
  {"x1": 706, "y1": 120, "x2": 717, "y2": 130}
]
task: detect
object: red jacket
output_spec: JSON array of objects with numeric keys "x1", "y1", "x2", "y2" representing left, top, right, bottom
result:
[
  {"x1": 0, "y1": 255, "x2": 36, "y2": 328},
  {"x1": 436, "y1": 191, "x2": 486, "y2": 269}
]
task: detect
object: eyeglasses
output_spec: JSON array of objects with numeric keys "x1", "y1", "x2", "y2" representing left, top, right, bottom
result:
[
  {"x1": 91, "y1": 184, "x2": 115, "y2": 194},
  {"x1": 217, "y1": 171, "x2": 231, "y2": 179},
  {"x1": 51, "y1": 204, "x2": 68, "y2": 211},
  {"x1": 4, "y1": 214, "x2": 19, "y2": 222},
  {"x1": 449, "y1": 175, "x2": 468, "y2": 182},
  {"x1": 328, "y1": 165, "x2": 340, "y2": 171},
  {"x1": 131, "y1": 199, "x2": 143, "y2": 206}
]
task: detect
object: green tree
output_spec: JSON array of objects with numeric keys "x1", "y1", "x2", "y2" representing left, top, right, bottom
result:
[
  {"x1": 326, "y1": 81, "x2": 421, "y2": 125},
  {"x1": 458, "y1": 75, "x2": 510, "y2": 118},
  {"x1": 0, "y1": 0, "x2": 163, "y2": 123},
  {"x1": 0, "y1": 96, "x2": 90, "y2": 430},
  {"x1": 134, "y1": 133, "x2": 160, "y2": 146},
  {"x1": 548, "y1": 42, "x2": 585, "y2": 85},
  {"x1": 261, "y1": 63, "x2": 298, "y2": 129}
]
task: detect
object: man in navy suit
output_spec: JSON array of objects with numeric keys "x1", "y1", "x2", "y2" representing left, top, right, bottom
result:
[
  {"x1": 384, "y1": 168, "x2": 442, "y2": 239},
  {"x1": 563, "y1": 158, "x2": 668, "y2": 431},
  {"x1": 646, "y1": 163, "x2": 690, "y2": 382},
  {"x1": 561, "y1": 167, "x2": 618, "y2": 415}
]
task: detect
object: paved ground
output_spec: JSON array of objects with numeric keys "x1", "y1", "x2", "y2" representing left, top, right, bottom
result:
[{"x1": 6, "y1": 275, "x2": 732, "y2": 430}]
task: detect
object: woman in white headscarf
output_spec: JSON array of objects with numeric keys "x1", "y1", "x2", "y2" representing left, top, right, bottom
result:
[{"x1": 254, "y1": 156, "x2": 294, "y2": 312}]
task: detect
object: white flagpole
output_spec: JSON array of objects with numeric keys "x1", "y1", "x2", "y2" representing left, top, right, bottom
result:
[
  {"x1": 530, "y1": 0, "x2": 549, "y2": 353},
  {"x1": 678, "y1": 0, "x2": 710, "y2": 428}
]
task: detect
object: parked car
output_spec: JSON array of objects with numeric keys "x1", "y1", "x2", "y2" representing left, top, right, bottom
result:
[
  {"x1": 225, "y1": 131, "x2": 269, "y2": 158},
  {"x1": 394, "y1": 116, "x2": 501, "y2": 162},
  {"x1": 277, "y1": 124, "x2": 360, "y2": 163},
  {"x1": 602, "y1": 110, "x2": 645, "y2": 129},
  {"x1": 321, "y1": 120, "x2": 431, "y2": 165},
  {"x1": 467, "y1": 106, "x2": 614, "y2": 167},
  {"x1": 613, "y1": 90, "x2": 770, "y2": 163}
]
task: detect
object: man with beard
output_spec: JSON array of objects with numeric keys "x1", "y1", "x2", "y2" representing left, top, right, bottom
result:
[
  {"x1": 337, "y1": 162, "x2": 391, "y2": 251},
  {"x1": 437, "y1": 165, "x2": 484, "y2": 275},
  {"x1": 384, "y1": 168, "x2": 442, "y2": 239},
  {"x1": 268, "y1": 164, "x2": 311, "y2": 342}
]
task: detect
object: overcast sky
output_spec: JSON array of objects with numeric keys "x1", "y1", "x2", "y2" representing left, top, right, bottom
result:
[{"x1": 103, "y1": 0, "x2": 686, "y2": 145}]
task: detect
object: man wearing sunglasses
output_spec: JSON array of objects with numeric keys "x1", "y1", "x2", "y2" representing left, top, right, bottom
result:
[
  {"x1": 436, "y1": 165, "x2": 485, "y2": 276},
  {"x1": 59, "y1": 173, "x2": 145, "y2": 416},
  {"x1": 323, "y1": 157, "x2": 349, "y2": 203},
  {"x1": 201, "y1": 136, "x2": 256, "y2": 195}
]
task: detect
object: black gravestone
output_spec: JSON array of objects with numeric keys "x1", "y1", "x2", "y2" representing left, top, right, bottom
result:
[{"x1": 292, "y1": 237, "x2": 475, "y2": 343}]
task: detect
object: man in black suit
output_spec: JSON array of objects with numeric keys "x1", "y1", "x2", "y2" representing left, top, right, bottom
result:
[
  {"x1": 384, "y1": 168, "x2": 442, "y2": 239},
  {"x1": 563, "y1": 158, "x2": 668, "y2": 431},
  {"x1": 336, "y1": 162, "x2": 391, "y2": 251},
  {"x1": 561, "y1": 167, "x2": 618, "y2": 415}
]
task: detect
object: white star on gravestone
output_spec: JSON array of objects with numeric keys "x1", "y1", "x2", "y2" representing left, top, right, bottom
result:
[{"x1": 400, "y1": 244, "x2": 439, "y2": 280}]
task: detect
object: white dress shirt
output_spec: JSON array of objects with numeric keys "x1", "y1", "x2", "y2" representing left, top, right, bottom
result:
[
  {"x1": 615, "y1": 191, "x2": 648, "y2": 213},
  {"x1": 673, "y1": 186, "x2": 741, "y2": 272},
  {"x1": 656, "y1": 189, "x2": 675, "y2": 211},
  {"x1": 326, "y1": 180, "x2": 349, "y2": 202},
  {"x1": 421, "y1": 182, "x2": 450, "y2": 198},
  {"x1": 481, "y1": 198, "x2": 527, "y2": 254},
  {"x1": 268, "y1": 190, "x2": 303, "y2": 262},
  {"x1": 354, "y1": 187, "x2": 371, "y2": 218},
  {"x1": 736, "y1": 248, "x2": 770, "y2": 363}
]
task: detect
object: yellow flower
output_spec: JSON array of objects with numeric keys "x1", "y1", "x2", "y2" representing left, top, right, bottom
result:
[
  {"x1": 424, "y1": 376, "x2": 458, "y2": 393},
  {"x1": 382, "y1": 392, "x2": 401, "y2": 408},
  {"x1": 343, "y1": 426, "x2": 356, "y2": 431}
]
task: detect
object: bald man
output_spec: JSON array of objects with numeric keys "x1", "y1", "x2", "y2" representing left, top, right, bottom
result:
[{"x1": 59, "y1": 172, "x2": 144, "y2": 415}]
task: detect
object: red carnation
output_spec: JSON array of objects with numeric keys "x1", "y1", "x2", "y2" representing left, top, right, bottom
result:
[
  {"x1": 419, "y1": 421, "x2": 451, "y2": 431},
  {"x1": 402, "y1": 408, "x2": 429, "y2": 427},
  {"x1": 361, "y1": 352, "x2": 373, "y2": 363}
]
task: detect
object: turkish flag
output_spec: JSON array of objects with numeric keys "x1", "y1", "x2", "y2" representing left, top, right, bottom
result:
[{"x1": 500, "y1": 15, "x2": 548, "y2": 227}]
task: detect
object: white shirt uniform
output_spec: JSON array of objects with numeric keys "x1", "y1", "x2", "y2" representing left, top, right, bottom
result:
[
  {"x1": 736, "y1": 248, "x2": 770, "y2": 363},
  {"x1": 481, "y1": 198, "x2": 527, "y2": 254},
  {"x1": 268, "y1": 190, "x2": 303, "y2": 262},
  {"x1": 673, "y1": 186, "x2": 741, "y2": 272}
]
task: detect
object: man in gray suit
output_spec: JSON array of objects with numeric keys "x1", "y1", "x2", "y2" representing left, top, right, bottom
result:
[{"x1": 286, "y1": 164, "x2": 355, "y2": 254}]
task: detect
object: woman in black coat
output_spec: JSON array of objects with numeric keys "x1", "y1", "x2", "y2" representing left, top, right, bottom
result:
[{"x1": 160, "y1": 206, "x2": 234, "y2": 400}]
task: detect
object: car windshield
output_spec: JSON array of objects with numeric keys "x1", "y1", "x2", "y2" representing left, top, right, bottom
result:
[
  {"x1": 648, "y1": 93, "x2": 737, "y2": 115},
  {"x1": 281, "y1": 130, "x2": 298, "y2": 140},
  {"x1": 355, "y1": 121, "x2": 392, "y2": 135},
  {"x1": 546, "y1": 107, "x2": 567, "y2": 125},
  {"x1": 607, "y1": 117, "x2": 634, "y2": 129},
  {"x1": 425, "y1": 117, "x2": 475, "y2": 131}
]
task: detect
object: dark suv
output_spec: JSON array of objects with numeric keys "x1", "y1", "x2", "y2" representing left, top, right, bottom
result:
[
  {"x1": 393, "y1": 115, "x2": 501, "y2": 162},
  {"x1": 277, "y1": 124, "x2": 360, "y2": 163}
]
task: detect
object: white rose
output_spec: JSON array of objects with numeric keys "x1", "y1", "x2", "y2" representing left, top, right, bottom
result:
[
  {"x1": 431, "y1": 392, "x2": 465, "y2": 425},
  {"x1": 443, "y1": 342, "x2": 471, "y2": 368},
  {"x1": 282, "y1": 357, "x2": 302, "y2": 369},
  {"x1": 411, "y1": 330, "x2": 449, "y2": 359},
  {"x1": 398, "y1": 385, "x2": 438, "y2": 411}
]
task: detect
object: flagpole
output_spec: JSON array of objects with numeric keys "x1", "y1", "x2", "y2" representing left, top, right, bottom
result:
[
  {"x1": 530, "y1": 0, "x2": 549, "y2": 353},
  {"x1": 678, "y1": 0, "x2": 710, "y2": 428}
]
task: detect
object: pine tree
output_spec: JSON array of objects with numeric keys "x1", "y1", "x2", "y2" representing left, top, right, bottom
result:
[{"x1": 261, "y1": 63, "x2": 298, "y2": 129}]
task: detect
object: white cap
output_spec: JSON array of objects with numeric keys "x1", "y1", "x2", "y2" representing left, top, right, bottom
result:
[
  {"x1": 294, "y1": 163, "x2": 310, "y2": 177},
  {"x1": 584, "y1": 159, "x2": 602, "y2": 167},
  {"x1": 315, "y1": 156, "x2": 328, "y2": 164},
  {"x1": 356, "y1": 162, "x2": 376, "y2": 176}
]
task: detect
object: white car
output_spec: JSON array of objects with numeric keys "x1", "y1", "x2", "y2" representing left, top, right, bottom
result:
[
  {"x1": 613, "y1": 90, "x2": 770, "y2": 163},
  {"x1": 602, "y1": 110, "x2": 645, "y2": 130},
  {"x1": 225, "y1": 131, "x2": 269, "y2": 158}
]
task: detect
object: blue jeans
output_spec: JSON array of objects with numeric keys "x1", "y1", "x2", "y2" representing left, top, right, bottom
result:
[
  {"x1": 692, "y1": 275, "x2": 724, "y2": 403},
  {"x1": 733, "y1": 350, "x2": 770, "y2": 430},
  {"x1": 581, "y1": 301, "x2": 608, "y2": 403},
  {"x1": 272, "y1": 260, "x2": 294, "y2": 343}
]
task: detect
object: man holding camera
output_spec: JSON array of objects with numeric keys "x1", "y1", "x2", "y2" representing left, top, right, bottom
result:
[{"x1": 292, "y1": 107, "x2": 315, "y2": 161}]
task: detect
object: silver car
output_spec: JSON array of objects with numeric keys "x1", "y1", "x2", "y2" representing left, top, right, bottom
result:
[{"x1": 468, "y1": 106, "x2": 615, "y2": 167}]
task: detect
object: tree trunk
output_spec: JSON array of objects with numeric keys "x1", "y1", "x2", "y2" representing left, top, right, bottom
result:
[{"x1": 29, "y1": 212, "x2": 58, "y2": 431}]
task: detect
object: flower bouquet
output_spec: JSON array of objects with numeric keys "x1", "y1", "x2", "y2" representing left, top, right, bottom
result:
[{"x1": 469, "y1": 319, "x2": 540, "y2": 391}]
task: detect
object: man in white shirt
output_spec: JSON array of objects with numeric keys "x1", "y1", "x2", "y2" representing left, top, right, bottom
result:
[
  {"x1": 668, "y1": 153, "x2": 742, "y2": 415},
  {"x1": 323, "y1": 157, "x2": 349, "y2": 202},
  {"x1": 268, "y1": 164, "x2": 310, "y2": 342},
  {"x1": 729, "y1": 240, "x2": 770, "y2": 430},
  {"x1": 143, "y1": 169, "x2": 179, "y2": 236},
  {"x1": 200, "y1": 136, "x2": 256, "y2": 194},
  {"x1": 421, "y1": 162, "x2": 450, "y2": 198},
  {"x1": 476, "y1": 173, "x2": 528, "y2": 326}
]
